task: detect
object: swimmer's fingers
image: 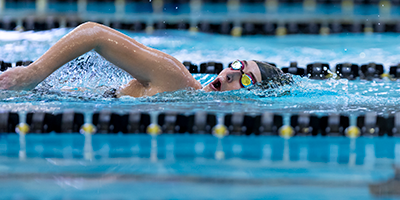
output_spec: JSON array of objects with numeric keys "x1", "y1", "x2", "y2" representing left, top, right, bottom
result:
[{"x1": 0, "y1": 67, "x2": 40, "y2": 90}]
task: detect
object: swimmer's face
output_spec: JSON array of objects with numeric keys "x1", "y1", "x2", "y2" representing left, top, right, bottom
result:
[{"x1": 203, "y1": 60, "x2": 262, "y2": 92}]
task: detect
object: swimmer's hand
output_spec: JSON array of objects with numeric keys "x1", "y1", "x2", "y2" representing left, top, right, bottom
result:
[{"x1": 0, "y1": 67, "x2": 40, "y2": 90}]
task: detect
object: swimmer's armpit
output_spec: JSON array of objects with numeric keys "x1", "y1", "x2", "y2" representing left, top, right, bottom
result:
[{"x1": 103, "y1": 88, "x2": 118, "y2": 98}]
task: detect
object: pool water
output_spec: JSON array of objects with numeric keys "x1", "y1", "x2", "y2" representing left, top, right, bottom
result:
[
  {"x1": 1, "y1": 134, "x2": 399, "y2": 199},
  {"x1": 1, "y1": 29, "x2": 400, "y2": 114},
  {"x1": 1, "y1": 28, "x2": 400, "y2": 199}
]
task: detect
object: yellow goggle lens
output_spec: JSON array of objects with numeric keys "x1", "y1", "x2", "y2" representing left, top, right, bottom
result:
[{"x1": 241, "y1": 74, "x2": 253, "y2": 87}]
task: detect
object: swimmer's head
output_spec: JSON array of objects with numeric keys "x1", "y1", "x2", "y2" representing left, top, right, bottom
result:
[
  {"x1": 253, "y1": 60, "x2": 283, "y2": 81},
  {"x1": 203, "y1": 60, "x2": 291, "y2": 92}
]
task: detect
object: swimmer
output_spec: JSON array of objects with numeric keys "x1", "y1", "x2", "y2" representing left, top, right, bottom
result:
[{"x1": 0, "y1": 22, "x2": 289, "y2": 97}]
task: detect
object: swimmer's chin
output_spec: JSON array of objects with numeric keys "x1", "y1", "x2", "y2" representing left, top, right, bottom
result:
[
  {"x1": 202, "y1": 84, "x2": 212, "y2": 92},
  {"x1": 202, "y1": 83, "x2": 221, "y2": 92},
  {"x1": 202, "y1": 86, "x2": 218, "y2": 92}
]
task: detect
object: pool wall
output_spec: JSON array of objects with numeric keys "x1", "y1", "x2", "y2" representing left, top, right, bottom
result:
[{"x1": 0, "y1": 0, "x2": 400, "y2": 36}]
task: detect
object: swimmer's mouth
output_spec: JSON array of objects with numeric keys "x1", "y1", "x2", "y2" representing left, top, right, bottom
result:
[{"x1": 211, "y1": 78, "x2": 221, "y2": 91}]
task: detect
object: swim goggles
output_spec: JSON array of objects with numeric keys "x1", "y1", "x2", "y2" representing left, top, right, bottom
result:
[{"x1": 230, "y1": 60, "x2": 255, "y2": 88}]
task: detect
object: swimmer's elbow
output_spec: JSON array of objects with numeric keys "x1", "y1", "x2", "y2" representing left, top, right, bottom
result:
[
  {"x1": 77, "y1": 22, "x2": 108, "y2": 38},
  {"x1": 78, "y1": 21, "x2": 101, "y2": 29},
  {"x1": 76, "y1": 22, "x2": 110, "y2": 50}
]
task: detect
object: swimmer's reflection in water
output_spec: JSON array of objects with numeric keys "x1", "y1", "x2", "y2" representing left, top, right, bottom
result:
[{"x1": 0, "y1": 22, "x2": 292, "y2": 98}]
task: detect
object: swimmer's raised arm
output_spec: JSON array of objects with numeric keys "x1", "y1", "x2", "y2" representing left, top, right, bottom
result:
[{"x1": 0, "y1": 22, "x2": 201, "y2": 94}]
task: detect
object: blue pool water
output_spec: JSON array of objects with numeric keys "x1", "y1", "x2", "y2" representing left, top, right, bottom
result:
[
  {"x1": 1, "y1": 29, "x2": 400, "y2": 114},
  {"x1": 1, "y1": 134, "x2": 399, "y2": 199},
  {"x1": 1, "y1": 29, "x2": 400, "y2": 199}
]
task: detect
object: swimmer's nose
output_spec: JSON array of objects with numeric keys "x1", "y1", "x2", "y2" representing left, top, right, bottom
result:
[{"x1": 219, "y1": 76, "x2": 227, "y2": 84}]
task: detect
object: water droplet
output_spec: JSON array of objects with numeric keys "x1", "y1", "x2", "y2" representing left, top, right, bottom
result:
[
  {"x1": 176, "y1": 6, "x2": 178, "y2": 9},
  {"x1": 360, "y1": 52, "x2": 366, "y2": 58}
]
